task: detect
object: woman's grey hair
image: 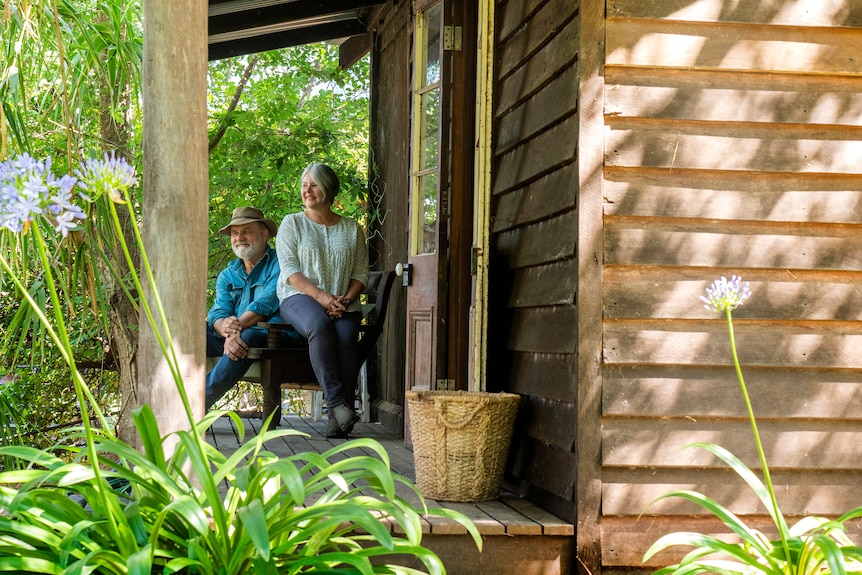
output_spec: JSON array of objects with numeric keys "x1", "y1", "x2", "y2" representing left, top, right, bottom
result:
[{"x1": 302, "y1": 163, "x2": 340, "y2": 204}]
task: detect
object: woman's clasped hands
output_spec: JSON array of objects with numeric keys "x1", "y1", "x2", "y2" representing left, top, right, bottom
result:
[{"x1": 317, "y1": 291, "x2": 352, "y2": 319}]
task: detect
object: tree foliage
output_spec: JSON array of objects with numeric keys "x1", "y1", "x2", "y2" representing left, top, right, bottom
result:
[
  {"x1": 206, "y1": 46, "x2": 370, "y2": 285},
  {"x1": 0, "y1": 0, "x2": 144, "y2": 442},
  {"x1": 0, "y1": 0, "x2": 143, "y2": 162}
]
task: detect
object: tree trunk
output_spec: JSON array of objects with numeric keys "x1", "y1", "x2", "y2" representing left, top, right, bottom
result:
[
  {"x1": 98, "y1": 17, "x2": 139, "y2": 446},
  {"x1": 103, "y1": 216, "x2": 140, "y2": 445}
]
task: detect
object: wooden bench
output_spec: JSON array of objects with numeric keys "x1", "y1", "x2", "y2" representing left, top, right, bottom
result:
[{"x1": 244, "y1": 270, "x2": 397, "y2": 426}]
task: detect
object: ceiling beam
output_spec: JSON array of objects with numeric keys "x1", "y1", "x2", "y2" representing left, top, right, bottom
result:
[
  {"x1": 208, "y1": 0, "x2": 382, "y2": 36},
  {"x1": 208, "y1": 18, "x2": 368, "y2": 60},
  {"x1": 338, "y1": 32, "x2": 372, "y2": 69}
]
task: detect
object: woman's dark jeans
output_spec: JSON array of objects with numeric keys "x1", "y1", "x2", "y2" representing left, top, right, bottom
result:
[{"x1": 279, "y1": 294, "x2": 361, "y2": 409}]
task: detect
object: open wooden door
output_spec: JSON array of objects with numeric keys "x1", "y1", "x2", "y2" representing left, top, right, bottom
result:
[
  {"x1": 403, "y1": 0, "x2": 448, "y2": 397},
  {"x1": 402, "y1": 0, "x2": 477, "y2": 441}
]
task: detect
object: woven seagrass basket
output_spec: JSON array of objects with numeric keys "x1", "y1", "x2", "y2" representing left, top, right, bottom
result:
[{"x1": 406, "y1": 390, "x2": 521, "y2": 502}]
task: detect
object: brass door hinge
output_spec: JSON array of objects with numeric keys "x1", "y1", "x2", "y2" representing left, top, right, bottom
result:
[
  {"x1": 436, "y1": 378, "x2": 456, "y2": 391},
  {"x1": 443, "y1": 26, "x2": 462, "y2": 51}
]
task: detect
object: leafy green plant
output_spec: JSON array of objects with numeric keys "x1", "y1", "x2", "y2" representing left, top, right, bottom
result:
[
  {"x1": 0, "y1": 357, "x2": 118, "y2": 449},
  {"x1": 2, "y1": 0, "x2": 149, "y2": 451},
  {"x1": 0, "y1": 153, "x2": 480, "y2": 573},
  {"x1": 0, "y1": 407, "x2": 479, "y2": 574},
  {"x1": 643, "y1": 276, "x2": 862, "y2": 575},
  {"x1": 0, "y1": 386, "x2": 30, "y2": 472}
]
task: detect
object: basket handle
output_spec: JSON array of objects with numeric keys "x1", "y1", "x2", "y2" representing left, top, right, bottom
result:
[{"x1": 433, "y1": 396, "x2": 490, "y2": 429}]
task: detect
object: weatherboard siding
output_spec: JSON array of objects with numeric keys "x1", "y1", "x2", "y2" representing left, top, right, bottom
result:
[{"x1": 600, "y1": 0, "x2": 862, "y2": 571}]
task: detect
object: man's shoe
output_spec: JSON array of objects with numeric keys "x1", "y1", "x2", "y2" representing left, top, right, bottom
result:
[
  {"x1": 326, "y1": 417, "x2": 347, "y2": 439},
  {"x1": 331, "y1": 403, "x2": 359, "y2": 436}
]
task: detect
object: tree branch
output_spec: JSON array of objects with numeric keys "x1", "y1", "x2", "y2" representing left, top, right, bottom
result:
[{"x1": 208, "y1": 54, "x2": 260, "y2": 153}]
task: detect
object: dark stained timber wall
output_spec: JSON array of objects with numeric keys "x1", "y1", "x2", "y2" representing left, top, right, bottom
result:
[
  {"x1": 488, "y1": 0, "x2": 580, "y2": 521},
  {"x1": 368, "y1": 0, "x2": 412, "y2": 434}
]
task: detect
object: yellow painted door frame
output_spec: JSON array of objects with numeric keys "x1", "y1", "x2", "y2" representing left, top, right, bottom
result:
[{"x1": 469, "y1": 0, "x2": 494, "y2": 391}]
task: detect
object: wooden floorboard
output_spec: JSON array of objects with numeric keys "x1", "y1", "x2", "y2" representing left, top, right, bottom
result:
[
  {"x1": 205, "y1": 412, "x2": 573, "y2": 538},
  {"x1": 476, "y1": 499, "x2": 543, "y2": 536}
]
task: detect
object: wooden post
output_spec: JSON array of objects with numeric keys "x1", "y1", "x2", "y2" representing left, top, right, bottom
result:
[
  {"x1": 139, "y1": 0, "x2": 208, "y2": 449},
  {"x1": 577, "y1": 0, "x2": 606, "y2": 572}
]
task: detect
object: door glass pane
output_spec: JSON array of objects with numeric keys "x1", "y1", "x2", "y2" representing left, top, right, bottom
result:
[
  {"x1": 411, "y1": 2, "x2": 442, "y2": 256},
  {"x1": 420, "y1": 89, "x2": 440, "y2": 170},
  {"x1": 420, "y1": 171, "x2": 438, "y2": 254},
  {"x1": 424, "y1": 5, "x2": 441, "y2": 86}
]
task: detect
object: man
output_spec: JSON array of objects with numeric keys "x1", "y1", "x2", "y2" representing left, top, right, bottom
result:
[{"x1": 206, "y1": 206, "x2": 280, "y2": 409}]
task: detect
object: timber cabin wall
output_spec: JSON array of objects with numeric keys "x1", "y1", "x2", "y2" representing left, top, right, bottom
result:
[
  {"x1": 367, "y1": 0, "x2": 412, "y2": 435},
  {"x1": 486, "y1": 0, "x2": 580, "y2": 521},
  {"x1": 601, "y1": 1, "x2": 862, "y2": 573},
  {"x1": 365, "y1": 0, "x2": 862, "y2": 571}
]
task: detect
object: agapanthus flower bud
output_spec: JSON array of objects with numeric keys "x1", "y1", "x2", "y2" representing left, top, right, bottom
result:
[
  {"x1": 700, "y1": 275, "x2": 752, "y2": 313},
  {"x1": 75, "y1": 152, "x2": 138, "y2": 204}
]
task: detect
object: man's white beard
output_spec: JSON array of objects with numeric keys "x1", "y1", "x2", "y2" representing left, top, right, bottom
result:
[{"x1": 233, "y1": 245, "x2": 260, "y2": 260}]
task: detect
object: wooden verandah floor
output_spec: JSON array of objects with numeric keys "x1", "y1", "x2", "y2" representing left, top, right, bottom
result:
[{"x1": 206, "y1": 412, "x2": 575, "y2": 575}]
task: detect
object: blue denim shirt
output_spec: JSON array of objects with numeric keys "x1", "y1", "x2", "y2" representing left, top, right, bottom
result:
[{"x1": 207, "y1": 246, "x2": 281, "y2": 329}]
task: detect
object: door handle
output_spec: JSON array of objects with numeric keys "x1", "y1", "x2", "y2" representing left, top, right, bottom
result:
[{"x1": 395, "y1": 262, "x2": 412, "y2": 286}]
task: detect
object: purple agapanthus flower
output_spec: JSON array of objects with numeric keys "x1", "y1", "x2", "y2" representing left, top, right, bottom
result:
[
  {"x1": 0, "y1": 154, "x2": 86, "y2": 237},
  {"x1": 75, "y1": 152, "x2": 138, "y2": 204},
  {"x1": 701, "y1": 275, "x2": 752, "y2": 313}
]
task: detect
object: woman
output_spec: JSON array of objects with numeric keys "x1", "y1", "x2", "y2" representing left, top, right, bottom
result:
[{"x1": 276, "y1": 163, "x2": 369, "y2": 438}]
